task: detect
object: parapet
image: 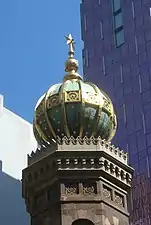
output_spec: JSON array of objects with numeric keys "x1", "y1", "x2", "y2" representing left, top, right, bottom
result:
[{"x1": 27, "y1": 136, "x2": 128, "y2": 166}]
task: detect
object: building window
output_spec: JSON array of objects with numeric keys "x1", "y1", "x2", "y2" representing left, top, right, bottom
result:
[
  {"x1": 132, "y1": 1, "x2": 135, "y2": 19},
  {"x1": 138, "y1": 74, "x2": 142, "y2": 94},
  {"x1": 146, "y1": 156, "x2": 150, "y2": 178},
  {"x1": 85, "y1": 48, "x2": 89, "y2": 67},
  {"x1": 84, "y1": 15, "x2": 87, "y2": 31},
  {"x1": 115, "y1": 29, "x2": 124, "y2": 47},
  {"x1": 120, "y1": 65, "x2": 124, "y2": 84},
  {"x1": 135, "y1": 36, "x2": 138, "y2": 55},
  {"x1": 102, "y1": 56, "x2": 106, "y2": 75},
  {"x1": 142, "y1": 113, "x2": 146, "y2": 134},
  {"x1": 115, "y1": 12, "x2": 123, "y2": 29},
  {"x1": 100, "y1": 21, "x2": 104, "y2": 39},
  {"x1": 123, "y1": 104, "x2": 126, "y2": 124},
  {"x1": 112, "y1": 0, "x2": 124, "y2": 47},
  {"x1": 113, "y1": 0, "x2": 121, "y2": 12}
]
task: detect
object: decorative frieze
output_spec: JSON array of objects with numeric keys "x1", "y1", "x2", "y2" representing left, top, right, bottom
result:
[
  {"x1": 102, "y1": 185, "x2": 125, "y2": 208},
  {"x1": 114, "y1": 192, "x2": 124, "y2": 207},
  {"x1": 83, "y1": 183, "x2": 97, "y2": 195},
  {"x1": 55, "y1": 156, "x2": 132, "y2": 187},
  {"x1": 103, "y1": 185, "x2": 112, "y2": 200},
  {"x1": 57, "y1": 136, "x2": 128, "y2": 164},
  {"x1": 64, "y1": 91, "x2": 81, "y2": 102},
  {"x1": 47, "y1": 94, "x2": 60, "y2": 108},
  {"x1": 65, "y1": 183, "x2": 79, "y2": 195}
]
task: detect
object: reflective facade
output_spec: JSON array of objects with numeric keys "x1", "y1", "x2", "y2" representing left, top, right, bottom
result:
[{"x1": 80, "y1": 0, "x2": 151, "y2": 224}]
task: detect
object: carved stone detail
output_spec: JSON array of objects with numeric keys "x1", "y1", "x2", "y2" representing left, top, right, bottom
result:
[
  {"x1": 114, "y1": 193, "x2": 124, "y2": 207},
  {"x1": 65, "y1": 183, "x2": 78, "y2": 195},
  {"x1": 103, "y1": 186, "x2": 112, "y2": 200},
  {"x1": 55, "y1": 156, "x2": 132, "y2": 187},
  {"x1": 83, "y1": 183, "x2": 96, "y2": 195},
  {"x1": 57, "y1": 136, "x2": 128, "y2": 162}
]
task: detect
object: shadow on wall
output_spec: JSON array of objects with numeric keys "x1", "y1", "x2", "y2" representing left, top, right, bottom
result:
[{"x1": 0, "y1": 170, "x2": 29, "y2": 225}]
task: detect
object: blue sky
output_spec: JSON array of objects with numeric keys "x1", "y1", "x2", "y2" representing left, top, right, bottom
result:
[{"x1": 0, "y1": 0, "x2": 82, "y2": 122}]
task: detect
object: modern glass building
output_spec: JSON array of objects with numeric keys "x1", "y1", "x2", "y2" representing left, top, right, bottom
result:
[{"x1": 80, "y1": 0, "x2": 151, "y2": 224}]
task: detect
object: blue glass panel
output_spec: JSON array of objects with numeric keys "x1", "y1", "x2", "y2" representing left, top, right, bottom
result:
[
  {"x1": 115, "y1": 12, "x2": 123, "y2": 29},
  {"x1": 113, "y1": 0, "x2": 121, "y2": 12},
  {"x1": 116, "y1": 29, "x2": 124, "y2": 47}
]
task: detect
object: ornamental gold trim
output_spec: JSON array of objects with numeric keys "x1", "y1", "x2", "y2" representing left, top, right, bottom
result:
[
  {"x1": 36, "y1": 102, "x2": 44, "y2": 120},
  {"x1": 103, "y1": 97, "x2": 113, "y2": 114},
  {"x1": 60, "y1": 82, "x2": 70, "y2": 137},
  {"x1": 47, "y1": 94, "x2": 60, "y2": 109},
  {"x1": 64, "y1": 90, "x2": 81, "y2": 103},
  {"x1": 34, "y1": 122, "x2": 49, "y2": 143},
  {"x1": 78, "y1": 80, "x2": 85, "y2": 137},
  {"x1": 44, "y1": 92, "x2": 57, "y2": 138},
  {"x1": 83, "y1": 92, "x2": 103, "y2": 106}
]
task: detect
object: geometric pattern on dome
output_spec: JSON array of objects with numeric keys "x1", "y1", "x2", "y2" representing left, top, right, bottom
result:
[
  {"x1": 33, "y1": 80, "x2": 117, "y2": 146},
  {"x1": 33, "y1": 34, "x2": 117, "y2": 147}
]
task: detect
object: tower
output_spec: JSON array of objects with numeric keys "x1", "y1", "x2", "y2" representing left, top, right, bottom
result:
[{"x1": 22, "y1": 35, "x2": 133, "y2": 225}]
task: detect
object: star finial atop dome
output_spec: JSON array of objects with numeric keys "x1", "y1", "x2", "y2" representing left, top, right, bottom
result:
[
  {"x1": 64, "y1": 34, "x2": 83, "y2": 81},
  {"x1": 65, "y1": 34, "x2": 75, "y2": 58}
]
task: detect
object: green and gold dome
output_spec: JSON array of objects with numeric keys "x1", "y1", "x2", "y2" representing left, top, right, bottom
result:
[{"x1": 33, "y1": 34, "x2": 117, "y2": 146}]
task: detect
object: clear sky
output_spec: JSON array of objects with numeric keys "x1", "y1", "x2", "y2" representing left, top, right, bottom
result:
[{"x1": 0, "y1": 0, "x2": 82, "y2": 122}]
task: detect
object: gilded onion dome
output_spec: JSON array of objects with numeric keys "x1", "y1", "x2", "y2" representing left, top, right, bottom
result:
[{"x1": 33, "y1": 34, "x2": 117, "y2": 146}]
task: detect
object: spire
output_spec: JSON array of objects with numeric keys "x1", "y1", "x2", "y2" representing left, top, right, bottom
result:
[{"x1": 64, "y1": 34, "x2": 82, "y2": 82}]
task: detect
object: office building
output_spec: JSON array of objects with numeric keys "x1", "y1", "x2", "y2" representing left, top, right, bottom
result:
[
  {"x1": 0, "y1": 94, "x2": 37, "y2": 224},
  {"x1": 0, "y1": 94, "x2": 37, "y2": 179},
  {"x1": 81, "y1": 0, "x2": 151, "y2": 224}
]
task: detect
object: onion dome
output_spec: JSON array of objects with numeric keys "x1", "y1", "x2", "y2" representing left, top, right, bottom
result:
[{"x1": 33, "y1": 34, "x2": 117, "y2": 146}]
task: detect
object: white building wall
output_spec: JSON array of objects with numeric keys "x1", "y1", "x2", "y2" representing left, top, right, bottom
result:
[{"x1": 0, "y1": 95, "x2": 37, "y2": 179}]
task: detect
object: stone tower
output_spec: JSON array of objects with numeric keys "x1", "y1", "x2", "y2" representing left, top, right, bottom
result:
[{"x1": 22, "y1": 35, "x2": 133, "y2": 225}]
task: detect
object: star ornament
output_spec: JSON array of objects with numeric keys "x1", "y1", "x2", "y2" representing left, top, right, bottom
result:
[{"x1": 65, "y1": 34, "x2": 75, "y2": 49}]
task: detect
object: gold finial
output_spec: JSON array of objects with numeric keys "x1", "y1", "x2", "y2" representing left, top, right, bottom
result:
[
  {"x1": 65, "y1": 34, "x2": 75, "y2": 58},
  {"x1": 64, "y1": 34, "x2": 82, "y2": 82}
]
